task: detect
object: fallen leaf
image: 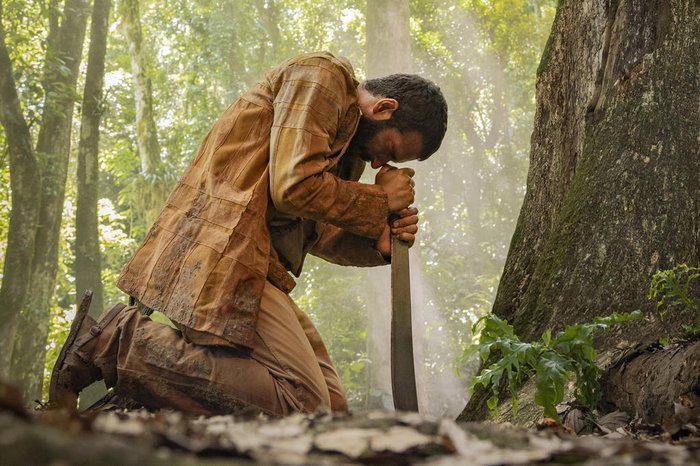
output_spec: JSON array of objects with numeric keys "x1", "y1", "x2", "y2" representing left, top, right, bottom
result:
[
  {"x1": 93, "y1": 412, "x2": 147, "y2": 436},
  {"x1": 596, "y1": 410, "x2": 630, "y2": 433},
  {"x1": 563, "y1": 408, "x2": 586, "y2": 434},
  {"x1": 370, "y1": 426, "x2": 435, "y2": 452},
  {"x1": 314, "y1": 427, "x2": 380, "y2": 458}
]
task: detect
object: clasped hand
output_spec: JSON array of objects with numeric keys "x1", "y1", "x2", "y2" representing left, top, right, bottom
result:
[
  {"x1": 374, "y1": 165, "x2": 419, "y2": 258},
  {"x1": 375, "y1": 207, "x2": 420, "y2": 258},
  {"x1": 374, "y1": 165, "x2": 416, "y2": 213}
]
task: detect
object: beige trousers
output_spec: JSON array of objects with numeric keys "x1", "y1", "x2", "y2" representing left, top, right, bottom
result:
[{"x1": 97, "y1": 281, "x2": 347, "y2": 416}]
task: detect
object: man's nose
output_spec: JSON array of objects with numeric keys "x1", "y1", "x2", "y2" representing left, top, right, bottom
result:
[{"x1": 371, "y1": 155, "x2": 388, "y2": 169}]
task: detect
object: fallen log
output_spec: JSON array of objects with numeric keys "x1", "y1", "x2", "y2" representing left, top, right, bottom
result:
[
  {"x1": 459, "y1": 337, "x2": 700, "y2": 429},
  {"x1": 600, "y1": 338, "x2": 700, "y2": 424}
]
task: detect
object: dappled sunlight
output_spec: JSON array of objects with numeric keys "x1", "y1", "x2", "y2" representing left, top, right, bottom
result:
[{"x1": 0, "y1": 0, "x2": 555, "y2": 415}]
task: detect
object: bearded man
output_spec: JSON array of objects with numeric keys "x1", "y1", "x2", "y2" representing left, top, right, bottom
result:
[{"x1": 49, "y1": 51, "x2": 448, "y2": 416}]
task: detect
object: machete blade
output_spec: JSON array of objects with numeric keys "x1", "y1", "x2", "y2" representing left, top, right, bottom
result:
[{"x1": 390, "y1": 236, "x2": 419, "y2": 411}]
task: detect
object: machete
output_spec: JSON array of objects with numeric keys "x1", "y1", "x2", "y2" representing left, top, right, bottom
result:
[{"x1": 390, "y1": 235, "x2": 419, "y2": 411}]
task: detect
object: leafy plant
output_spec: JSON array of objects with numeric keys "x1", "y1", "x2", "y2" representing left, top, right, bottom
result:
[
  {"x1": 649, "y1": 264, "x2": 700, "y2": 334},
  {"x1": 464, "y1": 311, "x2": 644, "y2": 420}
]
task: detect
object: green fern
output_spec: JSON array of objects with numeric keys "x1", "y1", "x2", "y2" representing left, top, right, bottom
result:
[
  {"x1": 649, "y1": 264, "x2": 700, "y2": 334},
  {"x1": 464, "y1": 311, "x2": 643, "y2": 420}
]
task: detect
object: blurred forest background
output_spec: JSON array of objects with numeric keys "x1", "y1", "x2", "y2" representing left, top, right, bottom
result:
[{"x1": 0, "y1": 0, "x2": 555, "y2": 415}]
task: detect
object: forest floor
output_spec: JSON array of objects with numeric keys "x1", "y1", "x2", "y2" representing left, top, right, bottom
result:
[{"x1": 0, "y1": 380, "x2": 699, "y2": 465}]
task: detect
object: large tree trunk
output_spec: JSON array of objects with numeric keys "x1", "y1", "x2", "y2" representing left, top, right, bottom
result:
[
  {"x1": 0, "y1": 0, "x2": 41, "y2": 376},
  {"x1": 76, "y1": 0, "x2": 111, "y2": 317},
  {"x1": 9, "y1": 0, "x2": 90, "y2": 400},
  {"x1": 460, "y1": 0, "x2": 699, "y2": 423},
  {"x1": 364, "y1": 0, "x2": 412, "y2": 410},
  {"x1": 120, "y1": 0, "x2": 160, "y2": 176}
]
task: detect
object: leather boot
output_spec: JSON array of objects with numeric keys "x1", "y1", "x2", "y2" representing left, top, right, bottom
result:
[{"x1": 48, "y1": 302, "x2": 130, "y2": 410}]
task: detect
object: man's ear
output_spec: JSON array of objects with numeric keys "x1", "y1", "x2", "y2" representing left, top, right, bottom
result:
[{"x1": 371, "y1": 98, "x2": 399, "y2": 120}]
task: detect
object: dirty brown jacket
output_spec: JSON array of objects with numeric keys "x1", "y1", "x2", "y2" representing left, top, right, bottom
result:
[{"x1": 117, "y1": 52, "x2": 390, "y2": 348}]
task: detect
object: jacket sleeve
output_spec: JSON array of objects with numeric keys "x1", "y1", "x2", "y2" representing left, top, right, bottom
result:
[
  {"x1": 310, "y1": 223, "x2": 390, "y2": 267},
  {"x1": 268, "y1": 56, "x2": 388, "y2": 239}
]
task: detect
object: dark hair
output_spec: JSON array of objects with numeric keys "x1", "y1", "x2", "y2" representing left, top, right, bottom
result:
[{"x1": 362, "y1": 74, "x2": 448, "y2": 160}]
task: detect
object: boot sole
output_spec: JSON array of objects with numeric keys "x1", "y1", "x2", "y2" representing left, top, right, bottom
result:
[{"x1": 48, "y1": 290, "x2": 94, "y2": 406}]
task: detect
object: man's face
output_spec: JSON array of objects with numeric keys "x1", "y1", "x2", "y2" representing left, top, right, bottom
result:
[{"x1": 348, "y1": 117, "x2": 424, "y2": 169}]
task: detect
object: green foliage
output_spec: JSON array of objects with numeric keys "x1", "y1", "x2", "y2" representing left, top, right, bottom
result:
[
  {"x1": 1, "y1": 0, "x2": 556, "y2": 407},
  {"x1": 649, "y1": 264, "x2": 700, "y2": 334},
  {"x1": 43, "y1": 305, "x2": 73, "y2": 397},
  {"x1": 465, "y1": 310, "x2": 644, "y2": 419},
  {"x1": 96, "y1": 199, "x2": 139, "y2": 306},
  {"x1": 1, "y1": 0, "x2": 48, "y2": 127}
]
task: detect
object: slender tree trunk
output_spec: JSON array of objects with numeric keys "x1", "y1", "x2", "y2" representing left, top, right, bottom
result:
[
  {"x1": 460, "y1": 0, "x2": 700, "y2": 424},
  {"x1": 0, "y1": 0, "x2": 41, "y2": 376},
  {"x1": 459, "y1": 59, "x2": 508, "y2": 249},
  {"x1": 364, "y1": 0, "x2": 412, "y2": 410},
  {"x1": 252, "y1": 0, "x2": 283, "y2": 67},
  {"x1": 74, "y1": 0, "x2": 111, "y2": 407},
  {"x1": 365, "y1": 0, "x2": 412, "y2": 78},
  {"x1": 120, "y1": 0, "x2": 160, "y2": 175},
  {"x1": 76, "y1": 0, "x2": 111, "y2": 317},
  {"x1": 9, "y1": 0, "x2": 90, "y2": 400}
]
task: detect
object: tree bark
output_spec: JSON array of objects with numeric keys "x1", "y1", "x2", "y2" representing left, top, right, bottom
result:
[
  {"x1": 9, "y1": 0, "x2": 90, "y2": 400},
  {"x1": 460, "y1": 0, "x2": 700, "y2": 423},
  {"x1": 76, "y1": 0, "x2": 111, "y2": 316},
  {"x1": 120, "y1": 0, "x2": 160, "y2": 176},
  {"x1": 0, "y1": 0, "x2": 41, "y2": 376},
  {"x1": 600, "y1": 339, "x2": 700, "y2": 423}
]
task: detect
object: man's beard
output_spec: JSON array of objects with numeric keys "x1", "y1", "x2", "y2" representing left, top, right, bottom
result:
[{"x1": 346, "y1": 116, "x2": 388, "y2": 163}]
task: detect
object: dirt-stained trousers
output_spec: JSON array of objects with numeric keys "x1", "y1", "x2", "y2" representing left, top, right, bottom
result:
[{"x1": 94, "y1": 281, "x2": 347, "y2": 416}]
